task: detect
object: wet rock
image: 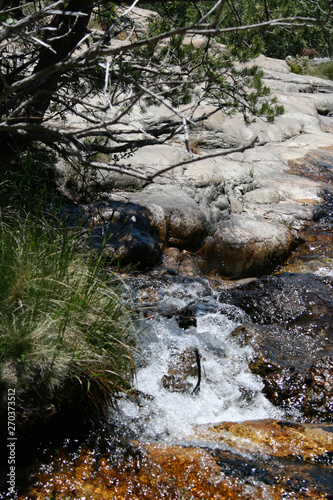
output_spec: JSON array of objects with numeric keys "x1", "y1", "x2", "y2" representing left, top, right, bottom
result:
[
  {"x1": 86, "y1": 200, "x2": 162, "y2": 269},
  {"x1": 315, "y1": 188, "x2": 333, "y2": 226},
  {"x1": 287, "y1": 146, "x2": 333, "y2": 184},
  {"x1": 196, "y1": 419, "x2": 333, "y2": 462},
  {"x1": 19, "y1": 421, "x2": 333, "y2": 500},
  {"x1": 176, "y1": 307, "x2": 197, "y2": 330},
  {"x1": 262, "y1": 357, "x2": 333, "y2": 421},
  {"x1": 177, "y1": 250, "x2": 207, "y2": 277},
  {"x1": 156, "y1": 246, "x2": 207, "y2": 277},
  {"x1": 300, "y1": 355, "x2": 333, "y2": 420},
  {"x1": 231, "y1": 322, "x2": 333, "y2": 374},
  {"x1": 231, "y1": 324, "x2": 333, "y2": 420},
  {"x1": 278, "y1": 195, "x2": 333, "y2": 274},
  {"x1": 220, "y1": 272, "x2": 333, "y2": 334},
  {"x1": 225, "y1": 273, "x2": 333, "y2": 420},
  {"x1": 161, "y1": 347, "x2": 200, "y2": 393},
  {"x1": 263, "y1": 367, "x2": 308, "y2": 410},
  {"x1": 16, "y1": 441, "x2": 286, "y2": 500}
]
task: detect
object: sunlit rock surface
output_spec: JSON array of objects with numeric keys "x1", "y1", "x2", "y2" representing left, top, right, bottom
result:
[
  {"x1": 78, "y1": 49, "x2": 333, "y2": 278},
  {"x1": 19, "y1": 420, "x2": 333, "y2": 499},
  {"x1": 197, "y1": 419, "x2": 333, "y2": 461}
]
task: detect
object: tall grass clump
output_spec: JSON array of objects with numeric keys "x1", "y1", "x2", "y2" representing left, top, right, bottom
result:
[{"x1": 0, "y1": 212, "x2": 136, "y2": 428}]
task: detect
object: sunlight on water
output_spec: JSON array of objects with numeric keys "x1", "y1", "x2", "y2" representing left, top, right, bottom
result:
[
  {"x1": 117, "y1": 283, "x2": 283, "y2": 442},
  {"x1": 280, "y1": 256, "x2": 333, "y2": 276},
  {"x1": 315, "y1": 265, "x2": 333, "y2": 277}
]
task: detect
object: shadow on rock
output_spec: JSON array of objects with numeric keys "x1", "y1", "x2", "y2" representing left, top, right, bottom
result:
[{"x1": 86, "y1": 200, "x2": 162, "y2": 269}]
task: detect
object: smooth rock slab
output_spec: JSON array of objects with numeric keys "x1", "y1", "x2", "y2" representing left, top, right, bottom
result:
[
  {"x1": 64, "y1": 46, "x2": 333, "y2": 280},
  {"x1": 243, "y1": 188, "x2": 286, "y2": 204}
]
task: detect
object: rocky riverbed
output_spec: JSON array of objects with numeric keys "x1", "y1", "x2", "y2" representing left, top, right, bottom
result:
[
  {"x1": 13, "y1": 204, "x2": 333, "y2": 499},
  {"x1": 10, "y1": 10, "x2": 333, "y2": 498},
  {"x1": 16, "y1": 265, "x2": 333, "y2": 499},
  {"x1": 65, "y1": 35, "x2": 333, "y2": 280}
]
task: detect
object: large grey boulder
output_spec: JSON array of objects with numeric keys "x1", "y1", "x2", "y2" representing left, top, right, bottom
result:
[
  {"x1": 66, "y1": 41, "x2": 333, "y2": 279},
  {"x1": 128, "y1": 184, "x2": 209, "y2": 251},
  {"x1": 197, "y1": 215, "x2": 298, "y2": 278}
]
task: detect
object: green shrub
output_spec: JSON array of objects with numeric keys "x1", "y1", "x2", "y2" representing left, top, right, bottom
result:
[
  {"x1": 0, "y1": 146, "x2": 58, "y2": 208},
  {"x1": 0, "y1": 212, "x2": 136, "y2": 426},
  {"x1": 286, "y1": 55, "x2": 333, "y2": 81},
  {"x1": 286, "y1": 55, "x2": 314, "y2": 75},
  {"x1": 310, "y1": 60, "x2": 333, "y2": 81}
]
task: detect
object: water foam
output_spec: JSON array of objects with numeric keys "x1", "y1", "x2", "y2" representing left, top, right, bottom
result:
[{"x1": 117, "y1": 282, "x2": 283, "y2": 442}]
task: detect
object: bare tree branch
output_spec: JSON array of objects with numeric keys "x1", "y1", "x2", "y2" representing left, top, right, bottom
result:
[
  {"x1": 147, "y1": 136, "x2": 259, "y2": 182},
  {"x1": 0, "y1": 0, "x2": 332, "y2": 183}
]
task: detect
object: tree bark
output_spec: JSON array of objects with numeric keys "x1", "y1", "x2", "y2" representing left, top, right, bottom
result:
[{"x1": 0, "y1": 0, "x2": 94, "y2": 165}]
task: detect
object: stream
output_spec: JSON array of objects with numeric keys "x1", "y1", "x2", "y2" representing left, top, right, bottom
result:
[
  {"x1": 5, "y1": 192, "x2": 333, "y2": 499},
  {"x1": 117, "y1": 279, "x2": 284, "y2": 441},
  {"x1": 116, "y1": 205, "x2": 333, "y2": 444}
]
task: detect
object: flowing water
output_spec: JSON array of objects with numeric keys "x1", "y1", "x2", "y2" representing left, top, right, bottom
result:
[
  {"x1": 15, "y1": 264, "x2": 333, "y2": 499},
  {"x1": 9, "y1": 182, "x2": 333, "y2": 498},
  {"x1": 117, "y1": 279, "x2": 283, "y2": 443},
  {"x1": 117, "y1": 201, "x2": 333, "y2": 441}
]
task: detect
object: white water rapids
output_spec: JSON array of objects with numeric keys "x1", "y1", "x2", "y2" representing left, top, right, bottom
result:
[{"x1": 116, "y1": 279, "x2": 283, "y2": 442}]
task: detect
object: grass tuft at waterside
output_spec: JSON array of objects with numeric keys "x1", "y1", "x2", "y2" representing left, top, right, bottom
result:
[{"x1": 0, "y1": 211, "x2": 136, "y2": 430}]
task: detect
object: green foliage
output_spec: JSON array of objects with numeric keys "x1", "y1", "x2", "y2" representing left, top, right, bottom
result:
[
  {"x1": 1, "y1": 0, "x2": 331, "y2": 187},
  {"x1": 0, "y1": 212, "x2": 136, "y2": 423},
  {"x1": 286, "y1": 55, "x2": 314, "y2": 75},
  {"x1": 286, "y1": 55, "x2": 333, "y2": 80},
  {"x1": 142, "y1": 1, "x2": 218, "y2": 27},
  {"x1": 139, "y1": 22, "x2": 284, "y2": 122},
  {"x1": 93, "y1": 2, "x2": 117, "y2": 30},
  {"x1": 310, "y1": 59, "x2": 333, "y2": 80},
  {"x1": 140, "y1": 3, "x2": 285, "y2": 124},
  {"x1": 1, "y1": 146, "x2": 58, "y2": 208},
  {"x1": 215, "y1": 0, "x2": 333, "y2": 59}
]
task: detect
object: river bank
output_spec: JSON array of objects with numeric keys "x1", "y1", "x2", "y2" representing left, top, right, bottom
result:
[
  {"x1": 10, "y1": 183, "x2": 333, "y2": 499},
  {"x1": 4, "y1": 19, "x2": 333, "y2": 499}
]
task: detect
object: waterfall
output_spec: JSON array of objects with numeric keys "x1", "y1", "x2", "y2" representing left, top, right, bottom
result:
[{"x1": 117, "y1": 279, "x2": 283, "y2": 442}]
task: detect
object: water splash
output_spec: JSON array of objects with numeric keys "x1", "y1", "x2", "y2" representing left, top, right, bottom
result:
[
  {"x1": 116, "y1": 281, "x2": 283, "y2": 442},
  {"x1": 315, "y1": 261, "x2": 333, "y2": 277}
]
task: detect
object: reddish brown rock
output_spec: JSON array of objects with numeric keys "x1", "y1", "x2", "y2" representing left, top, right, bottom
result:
[
  {"x1": 18, "y1": 420, "x2": 333, "y2": 500},
  {"x1": 287, "y1": 147, "x2": 333, "y2": 184},
  {"x1": 196, "y1": 419, "x2": 333, "y2": 461}
]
